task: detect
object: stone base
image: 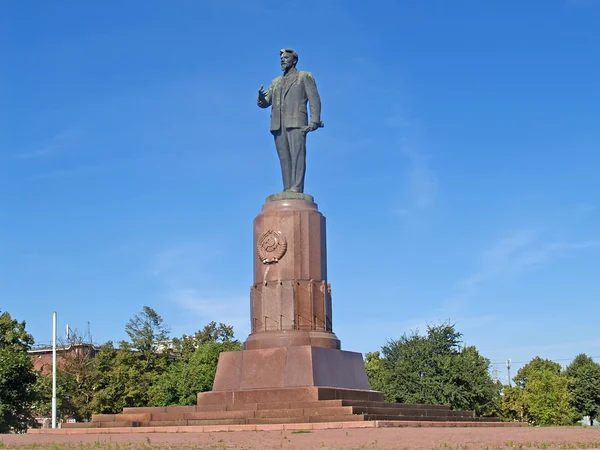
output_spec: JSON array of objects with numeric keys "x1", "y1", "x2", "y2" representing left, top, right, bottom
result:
[
  {"x1": 266, "y1": 192, "x2": 314, "y2": 203},
  {"x1": 197, "y1": 386, "x2": 383, "y2": 407},
  {"x1": 244, "y1": 330, "x2": 341, "y2": 350},
  {"x1": 57, "y1": 386, "x2": 511, "y2": 431},
  {"x1": 211, "y1": 346, "x2": 368, "y2": 392}
]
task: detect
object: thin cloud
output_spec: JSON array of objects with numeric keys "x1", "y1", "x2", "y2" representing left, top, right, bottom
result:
[
  {"x1": 450, "y1": 230, "x2": 600, "y2": 304},
  {"x1": 484, "y1": 337, "x2": 600, "y2": 363},
  {"x1": 565, "y1": 0, "x2": 598, "y2": 8},
  {"x1": 149, "y1": 243, "x2": 249, "y2": 338},
  {"x1": 335, "y1": 313, "x2": 500, "y2": 355},
  {"x1": 393, "y1": 143, "x2": 437, "y2": 216},
  {"x1": 384, "y1": 114, "x2": 414, "y2": 129},
  {"x1": 385, "y1": 106, "x2": 437, "y2": 217},
  {"x1": 170, "y1": 288, "x2": 249, "y2": 338},
  {"x1": 27, "y1": 164, "x2": 103, "y2": 180},
  {"x1": 405, "y1": 147, "x2": 437, "y2": 209},
  {"x1": 17, "y1": 128, "x2": 83, "y2": 159},
  {"x1": 150, "y1": 242, "x2": 223, "y2": 283},
  {"x1": 575, "y1": 202, "x2": 596, "y2": 219}
]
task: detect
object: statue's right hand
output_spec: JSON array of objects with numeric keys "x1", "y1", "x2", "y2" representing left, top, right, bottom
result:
[{"x1": 258, "y1": 85, "x2": 267, "y2": 99}]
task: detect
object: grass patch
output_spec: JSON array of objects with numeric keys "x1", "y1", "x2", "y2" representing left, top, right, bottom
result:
[{"x1": 504, "y1": 442, "x2": 600, "y2": 450}]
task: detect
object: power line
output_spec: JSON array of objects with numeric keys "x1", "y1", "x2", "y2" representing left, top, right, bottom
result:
[{"x1": 490, "y1": 356, "x2": 600, "y2": 366}]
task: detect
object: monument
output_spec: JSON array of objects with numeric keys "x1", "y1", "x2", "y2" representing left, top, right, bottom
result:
[
  {"x1": 191, "y1": 50, "x2": 497, "y2": 424},
  {"x1": 55, "y1": 50, "x2": 508, "y2": 431},
  {"x1": 202, "y1": 48, "x2": 372, "y2": 396}
]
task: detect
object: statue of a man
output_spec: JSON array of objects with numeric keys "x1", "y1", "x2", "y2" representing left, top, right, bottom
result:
[{"x1": 257, "y1": 48, "x2": 322, "y2": 194}]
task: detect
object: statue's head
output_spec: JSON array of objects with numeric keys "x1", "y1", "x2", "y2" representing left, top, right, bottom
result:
[{"x1": 280, "y1": 48, "x2": 298, "y2": 72}]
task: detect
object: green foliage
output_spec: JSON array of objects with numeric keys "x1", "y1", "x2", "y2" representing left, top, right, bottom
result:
[
  {"x1": 377, "y1": 322, "x2": 497, "y2": 416},
  {"x1": 364, "y1": 351, "x2": 386, "y2": 393},
  {"x1": 87, "y1": 306, "x2": 173, "y2": 412},
  {"x1": 125, "y1": 306, "x2": 170, "y2": 354},
  {"x1": 0, "y1": 311, "x2": 37, "y2": 433},
  {"x1": 89, "y1": 339, "x2": 169, "y2": 414},
  {"x1": 149, "y1": 340, "x2": 242, "y2": 406},
  {"x1": 501, "y1": 357, "x2": 578, "y2": 426},
  {"x1": 88, "y1": 308, "x2": 242, "y2": 413},
  {"x1": 565, "y1": 354, "x2": 600, "y2": 426},
  {"x1": 171, "y1": 321, "x2": 236, "y2": 360}
]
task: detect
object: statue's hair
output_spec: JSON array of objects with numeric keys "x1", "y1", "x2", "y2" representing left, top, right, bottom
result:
[{"x1": 280, "y1": 48, "x2": 299, "y2": 63}]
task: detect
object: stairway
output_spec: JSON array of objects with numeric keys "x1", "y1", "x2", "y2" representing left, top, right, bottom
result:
[{"x1": 62, "y1": 387, "x2": 501, "y2": 429}]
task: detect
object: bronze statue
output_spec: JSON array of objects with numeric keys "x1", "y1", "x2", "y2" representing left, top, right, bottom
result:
[{"x1": 257, "y1": 49, "x2": 323, "y2": 194}]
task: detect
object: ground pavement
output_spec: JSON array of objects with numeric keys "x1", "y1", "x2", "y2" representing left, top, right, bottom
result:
[{"x1": 3, "y1": 426, "x2": 600, "y2": 449}]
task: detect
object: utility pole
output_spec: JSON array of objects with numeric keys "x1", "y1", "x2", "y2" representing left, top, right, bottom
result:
[
  {"x1": 52, "y1": 312, "x2": 57, "y2": 429},
  {"x1": 506, "y1": 359, "x2": 512, "y2": 386},
  {"x1": 491, "y1": 365, "x2": 500, "y2": 384}
]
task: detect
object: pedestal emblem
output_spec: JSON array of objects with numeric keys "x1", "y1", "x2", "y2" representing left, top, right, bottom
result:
[{"x1": 257, "y1": 230, "x2": 287, "y2": 264}]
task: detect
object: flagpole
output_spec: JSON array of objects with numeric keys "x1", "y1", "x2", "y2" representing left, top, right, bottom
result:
[{"x1": 52, "y1": 311, "x2": 57, "y2": 429}]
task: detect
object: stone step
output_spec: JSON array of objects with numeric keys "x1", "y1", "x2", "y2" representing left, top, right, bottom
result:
[
  {"x1": 64, "y1": 412, "x2": 502, "y2": 429},
  {"x1": 62, "y1": 421, "x2": 136, "y2": 428},
  {"x1": 191, "y1": 404, "x2": 229, "y2": 412},
  {"x1": 149, "y1": 409, "x2": 253, "y2": 421},
  {"x1": 197, "y1": 387, "x2": 384, "y2": 406},
  {"x1": 229, "y1": 399, "x2": 345, "y2": 410},
  {"x1": 341, "y1": 400, "x2": 450, "y2": 410},
  {"x1": 364, "y1": 415, "x2": 495, "y2": 422},
  {"x1": 62, "y1": 422, "x2": 101, "y2": 429},
  {"x1": 100, "y1": 405, "x2": 357, "y2": 424},
  {"x1": 246, "y1": 414, "x2": 365, "y2": 425},
  {"x1": 150, "y1": 418, "x2": 246, "y2": 427},
  {"x1": 123, "y1": 404, "x2": 231, "y2": 413},
  {"x1": 309, "y1": 414, "x2": 366, "y2": 423},
  {"x1": 121, "y1": 406, "x2": 197, "y2": 414},
  {"x1": 254, "y1": 406, "x2": 354, "y2": 419},
  {"x1": 351, "y1": 406, "x2": 474, "y2": 418},
  {"x1": 247, "y1": 416, "x2": 308, "y2": 425},
  {"x1": 74, "y1": 395, "x2": 500, "y2": 429},
  {"x1": 47, "y1": 418, "x2": 526, "y2": 433}
]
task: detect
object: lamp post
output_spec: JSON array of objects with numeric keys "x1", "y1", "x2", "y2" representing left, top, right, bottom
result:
[{"x1": 52, "y1": 312, "x2": 57, "y2": 429}]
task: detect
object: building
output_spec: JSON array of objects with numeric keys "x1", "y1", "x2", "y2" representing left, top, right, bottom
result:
[{"x1": 28, "y1": 342, "x2": 100, "y2": 374}]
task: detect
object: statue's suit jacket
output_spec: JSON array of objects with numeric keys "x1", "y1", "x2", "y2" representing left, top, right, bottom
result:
[{"x1": 257, "y1": 67, "x2": 321, "y2": 132}]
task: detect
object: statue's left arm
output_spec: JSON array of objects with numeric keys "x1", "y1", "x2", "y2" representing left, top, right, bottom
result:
[{"x1": 304, "y1": 72, "x2": 321, "y2": 128}]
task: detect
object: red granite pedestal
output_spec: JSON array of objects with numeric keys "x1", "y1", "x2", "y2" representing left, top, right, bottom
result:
[
  {"x1": 204, "y1": 196, "x2": 365, "y2": 401},
  {"x1": 211, "y1": 346, "x2": 370, "y2": 392},
  {"x1": 245, "y1": 197, "x2": 340, "y2": 351}
]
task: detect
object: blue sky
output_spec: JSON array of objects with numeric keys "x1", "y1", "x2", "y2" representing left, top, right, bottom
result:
[{"x1": 2, "y1": 0, "x2": 599, "y2": 383}]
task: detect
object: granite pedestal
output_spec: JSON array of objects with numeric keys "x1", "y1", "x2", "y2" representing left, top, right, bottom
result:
[{"x1": 208, "y1": 194, "x2": 366, "y2": 399}]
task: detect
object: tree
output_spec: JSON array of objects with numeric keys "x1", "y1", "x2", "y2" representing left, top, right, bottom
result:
[
  {"x1": 171, "y1": 321, "x2": 236, "y2": 360},
  {"x1": 125, "y1": 306, "x2": 170, "y2": 354},
  {"x1": 378, "y1": 322, "x2": 497, "y2": 416},
  {"x1": 501, "y1": 357, "x2": 577, "y2": 426},
  {"x1": 364, "y1": 351, "x2": 386, "y2": 393},
  {"x1": 0, "y1": 311, "x2": 37, "y2": 433},
  {"x1": 565, "y1": 354, "x2": 600, "y2": 426},
  {"x1": 90, "y1": 310, "x2": 243, "y2": 412},
  {"x1": 88, "y1": 341, "x2": 121, "y2": 414},
  {"x1": 58, "y1": 332, "x2": 96, "y2": 421},
  {"x1": 90, "y1": 334, "x2": 174, "y2": 414},
  {"x1": 90, "y1": 339, "x2": 168, "y2": 413},
  {"x1": 90, "y1": 307, "x2": 172, "y2": 414},
  {"x1": 56, "y1": 331, "x2": 97, "y2": 421},
  {"x1": 149, "y1": 324, "x2": 242, "y2": 406}
]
